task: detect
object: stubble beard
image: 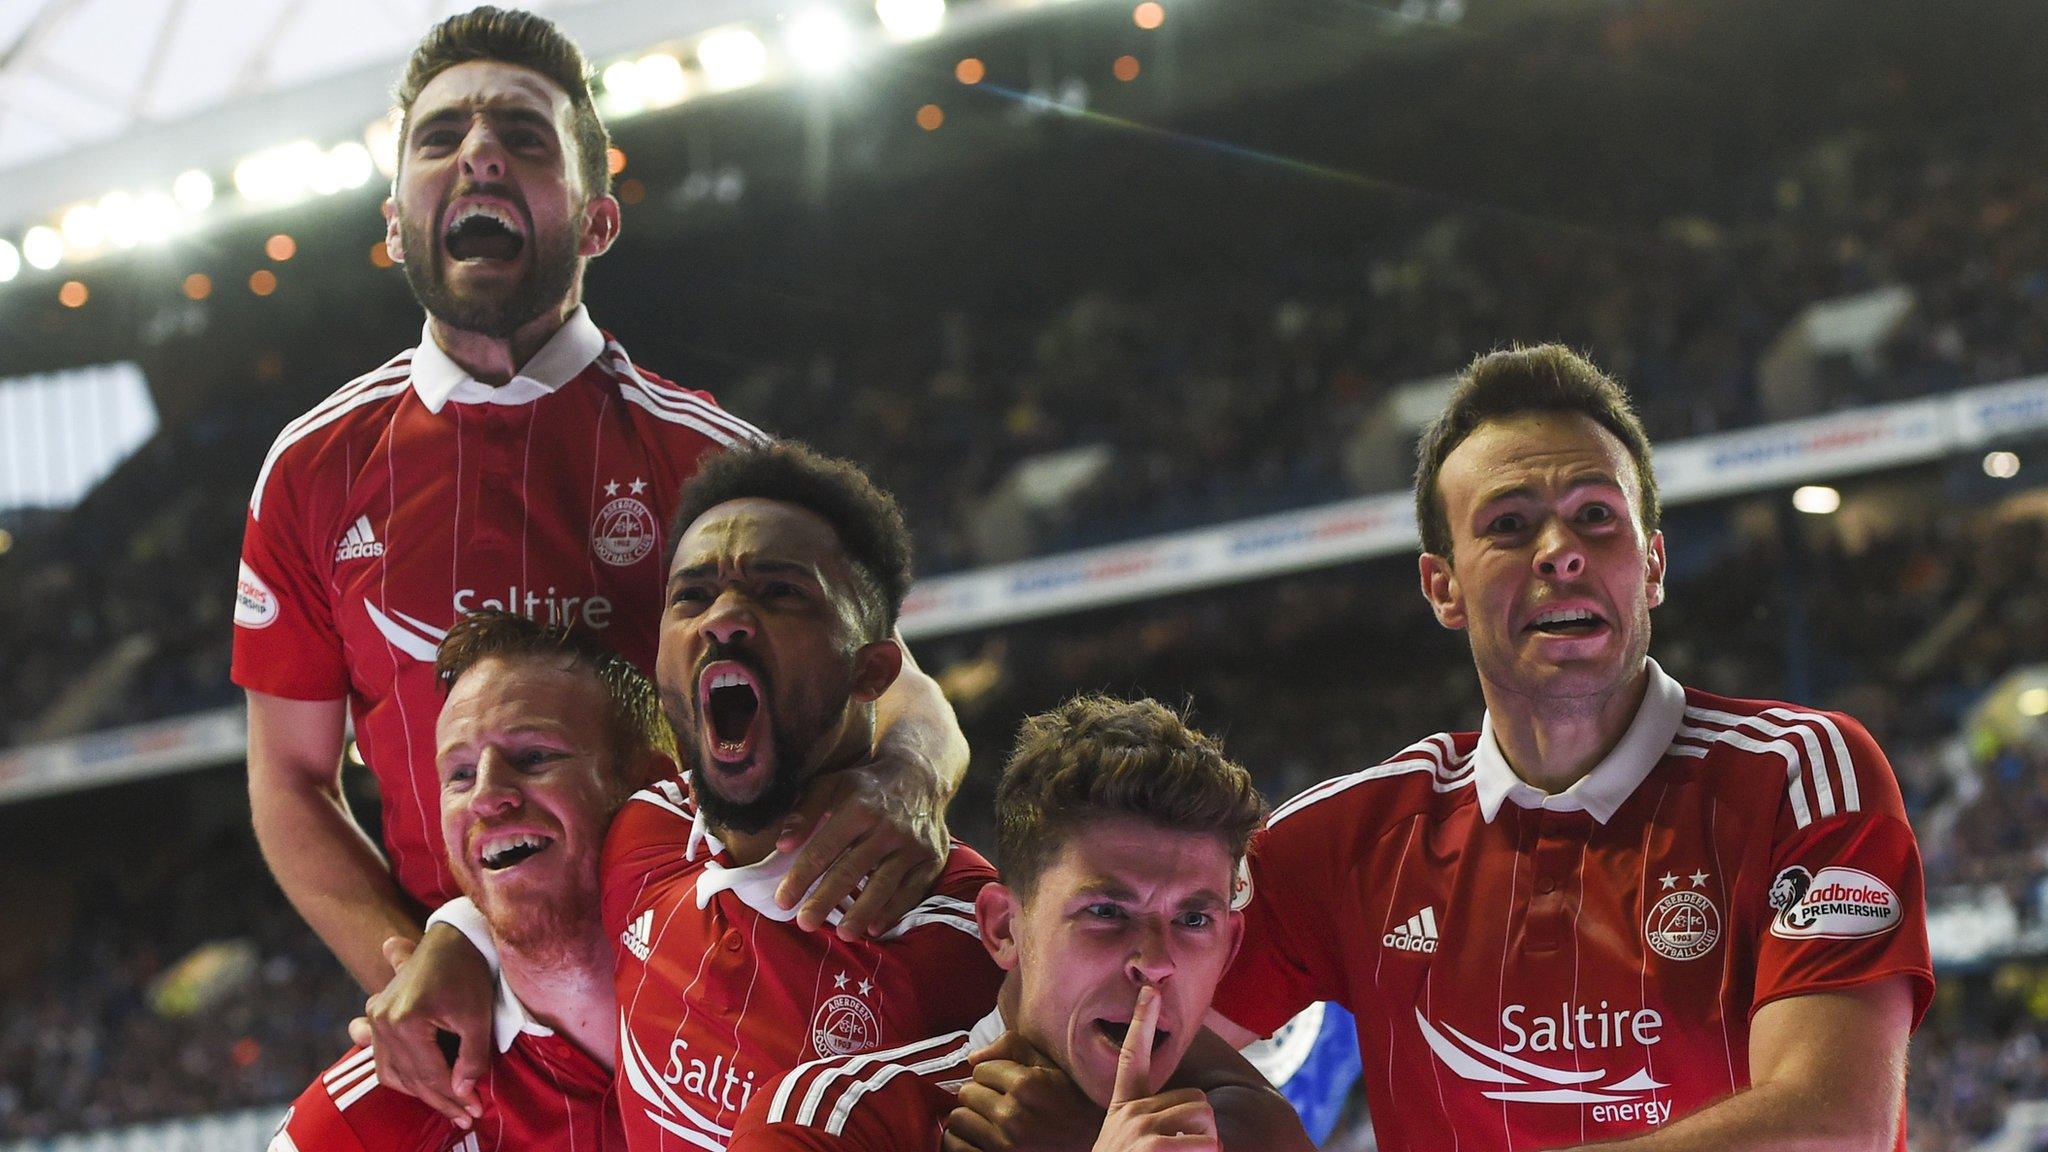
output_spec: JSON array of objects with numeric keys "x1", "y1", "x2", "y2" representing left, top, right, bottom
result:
[{"x1": 400, "y1": 210, "x2": 580, "y2": 339}]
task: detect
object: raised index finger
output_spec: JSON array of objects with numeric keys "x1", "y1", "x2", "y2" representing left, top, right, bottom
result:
[{"x1": 1111, "y1": 984, "x2": 1160, "y2": 1107}]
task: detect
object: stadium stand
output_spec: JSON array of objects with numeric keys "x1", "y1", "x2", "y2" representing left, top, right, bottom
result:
[{"x1": 2, "y1": 0, "x2": 2047, "y2": 1147}]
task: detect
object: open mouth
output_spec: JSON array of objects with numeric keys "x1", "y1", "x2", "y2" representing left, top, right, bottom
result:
[
  {"x1": 1526, "y1": 606, "x2": 1608, "y2": 637},
  {"x1": 443, "y1": 202, "x2": 527, "y2": 263},
  {"x1": 479, "y1": 832, "x2": 552, "y2": 871},
  {"x1": 1096, "y1": 1019, "x2": 1170, "y2": 1052},
  {"x1": 698, "y1": 661, "x2": 766, "y2": 766}
]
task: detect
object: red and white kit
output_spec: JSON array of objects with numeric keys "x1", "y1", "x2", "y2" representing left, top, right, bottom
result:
[
  {"x1": 233, "y1": 308, "x2": 765, "y2": 906},
  {"x1": 723, "y1": 1010, "x2": 1004, "y2": 1152},
  {"x1": 1213, "y1": 660, "x2": 1934, "y2": 1151},
  {"x1": 605, "y1": 778, "x2": 1005, "y2": 1151},
  {"x1": 270, "y1": 977, "x2": 623, "y2": 1151}
]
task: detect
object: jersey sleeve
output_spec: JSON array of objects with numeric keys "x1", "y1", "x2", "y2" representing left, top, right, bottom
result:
[
  {"x1": 270, "y1": 1048, "x2": 448, "y2": 1152},
  {"x1": 1210, "y1": 805, "x2": 1348, "y2": 1040},
  {"x1": 602, "y1": 774, "x2": 697, "y2": 937},
  {"x1": 1752, "y1": 712, "x2": 1935, "y2": 1030},
  {"x1": 232, "y1": 447, "x2": 350, "y2": 700},
  {"x1": 891, "y1": 850, "x2": 1004, "y2": 1033},
  {"x1": 727, "y1": 1066, "x2": 943, "y2": 1152}
]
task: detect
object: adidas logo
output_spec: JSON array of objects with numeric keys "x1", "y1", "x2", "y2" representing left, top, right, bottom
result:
[
  {"x1": 334, "y1": 515, "x2": 385, "y2": 563},
  {"x1": 1384, "y1": 906, "x2": 1441, "y2": 953},
  {"x1": 621, "y1": 908, "x2": 654, "y2": 962}
]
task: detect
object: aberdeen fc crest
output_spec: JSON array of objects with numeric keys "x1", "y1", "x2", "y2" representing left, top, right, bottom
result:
[
  {"x1": 1645, "y1": 871, "x2": 1721, "y2": 961},
  {"x1": 812, "y1": 972, "x2": 881, "y2": 1057},
  {"x1": 593, "y1": 478, "x2": 658, "y2": 567}
]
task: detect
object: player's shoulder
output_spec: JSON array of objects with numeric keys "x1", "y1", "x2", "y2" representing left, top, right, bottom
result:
[
  {"x1": 605, "y1": 775, "x2": 703, "y2": 860},
  {"x1": 274, "y1": 1045, "x2": 446, "y2": 1152},
  {"x1": 739, "y1": 1029, "x2": 970, "y2": 1148},
  {"x1": 1264, "y1": 731, "x2": 1481, "y2": 836},
  {"x1": 934, "y1": 842, "x2": 998, "y2": 891},
  {"x1": 249, "y1": 349, "x2": 419, "y2": 515},
  {"x1": 590, "y1": 336, "x2": 770, "y2": 448},
  {"x1": 1672, "y1": 685, "x2": 1899, "y2": 824}
]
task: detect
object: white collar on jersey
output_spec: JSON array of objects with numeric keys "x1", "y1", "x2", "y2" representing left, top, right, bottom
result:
[
  {"x1": 1472, "y1": 658, "x2": 1687, "y2": 825},
  {"x1": 493, "y1": 971, "x2": 555, "y2": 1054},
  {"x1": 409, "y1": 304, "x2": 606, "y2": 414},
  {"x1": 687, "y1": 808, "x2": 934, "y2": 942},
  {"x1": 965, "y1": 1007, "x2": 1007, "y2": 1054}
]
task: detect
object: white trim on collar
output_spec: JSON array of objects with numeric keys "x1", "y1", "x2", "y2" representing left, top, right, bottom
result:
[
  {"x1": 410, "y1": 305, "x2": 605, "y2": 414},
  {"x1": 1472, "y1": 658, "x2": 1686, "y2": 825},
  {"x1": 965, "y1": 1007, "x2": 1007, "y2": 1053},
  {"x1": 493, "y1": 972, "x2": 555, "y2": 1054}
]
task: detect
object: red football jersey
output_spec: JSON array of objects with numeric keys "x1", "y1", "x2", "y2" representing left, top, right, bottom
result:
[
  {"x1": 270, "y1": 981, "x2": 622, "y2": 1151},
  {"x1": 606, "y1": 777, "x2": 1005, "y2": 1151},
  {"x1": 1212, "y1": 661, "x2": 1934, "y2": 1152},
  {"x1": 724, "y1": 1012, "x2": 1002, "y2": 1152},
  {"x1": 233, "y1": 309, "x2": 764, "y2": 907}
]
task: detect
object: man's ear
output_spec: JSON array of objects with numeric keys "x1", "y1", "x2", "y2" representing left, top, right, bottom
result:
[
  {"x1": 382, "y1": 197, "x2": 404, "y2": 264},
  {"x1": 1419, "y1": 551, "x2": 1467, "y2": 631},
  {"x1": 976, "y1": 882, "x2": 1021, "y2": 972},
  {"x1": 850, "y1": 639, "x2": 904, "y2": 704},
  {"x1": 580, "y1": 194, "x2": 621, "y2": 259},
  {"x1": 1223, "y1": 909, "x2": 1246, "y2": 974},
  {"x1": 1645, "y1": 529, "x2": 1667, "y2": 610}
]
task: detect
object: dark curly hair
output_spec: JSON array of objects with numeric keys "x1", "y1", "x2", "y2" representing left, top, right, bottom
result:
[{"x1": 667, "y1": 441, "x2": 914, "y2": 640}]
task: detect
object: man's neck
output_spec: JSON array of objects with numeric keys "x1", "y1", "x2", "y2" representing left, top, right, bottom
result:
[
  {"x1": 1479, "y1": 661, "x2": 1650, "y2": 794},
  {"x1": 426, "y1": 301, "x2": 576, "y2": 387},
  {"x1": 500, "y1": 936, "x2": 616, "y2": 1071}
]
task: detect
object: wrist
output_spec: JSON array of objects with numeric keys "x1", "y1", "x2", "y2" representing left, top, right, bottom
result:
[{"x1": 424, "y1": 897, "x2": 502, "y2": 977}]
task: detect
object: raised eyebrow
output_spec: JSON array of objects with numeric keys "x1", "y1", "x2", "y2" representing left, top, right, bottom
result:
[{"x1": 1475, "y1": 473, "x2": 1623, "y2": 512}]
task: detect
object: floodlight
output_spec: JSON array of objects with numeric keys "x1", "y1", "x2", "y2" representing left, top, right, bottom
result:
[
  {"x1": 97, "y1": 192, "x2": 140, "y2": 249},
  {"x1": 365, "y1": 117, "x2": 400, "y2": 179},
  {"x1": 602, "y1": 59, "x2": 648, "y2": 116},
  {"x1": 698, "y1": 27, "x2": 769, "y2": 91},
  {"x1": 298, "y1": 141, "x2": 340, "y2": 196},
  {"x1": 61, "y1": 204, "x2": 104, "y2": 250},
  {"x1": 173, "y1": 170, "x2": 214, "y2": 213},
  {"x1": 134, "y1": 193, "x2": 182, "y2": 246},
  {"x1": 875, "y1": 0, "x2": 945, "y2": 40},
  {"x1": 328, "y1": 142, "x2": 375, "y2": 190},
  {"x1": 787, "y1": 9, "x2": 857, "y2": 76},
  {"x1": 23, "y1": 226, "x2": 63, "y2": 270},
  {"x1": 0, "y1": 239, "x2": 18, "y2": 283},
  {"x1": 233, "y1": 154, "x2": 274, "y2": 202},
  {"x1": 1791, "y1": 485, "x2": 1840, "y2": 515},
  {"x1": 1984, "y1": 451, "x2": 2020, "y2": 479},
  {"x1": 638, "y1": 53, "x2": 690, "y2": 106}
]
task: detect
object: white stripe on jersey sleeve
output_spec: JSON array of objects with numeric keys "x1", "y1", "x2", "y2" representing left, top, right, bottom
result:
[
  {"x1": 604, "y1": 344, "x2": 770, "y2": 444},
  {"x1": 250, "y1": 368, "x2": 413, "y2": 519},
  {"x1": 322, "y1": 1047, "x2": 376, "y2": 1084},
  {"x1": 615, "y1": 385, "x2": 745, "y2": 446},
  {"x1": 334, "y1": 1072, "x2": 381, "y2": 1112},
  {"x1": 826, "y1": 1042, "x2": 973, "y2": 1136},
  {"x1": 784, "y1": 1031, "x2": 972, "y2": 1126},
  {"x1": 629, "y1": 784, "x2": 693, "y2": 821},
  {"x1": 1676, "y1": 721, "x2": 1814, "y2": 828},
  {"x1": 1268, "y1": 740, "x2": 1474, "y2": 827},
  {"x1": 1685, "y1": 705, "x2": 1848, "y2": 820}
]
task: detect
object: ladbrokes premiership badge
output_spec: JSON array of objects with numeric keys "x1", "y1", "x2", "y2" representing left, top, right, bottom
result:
[{"x1": 593, "y1": 477, "x2": 657, "y2": 567}]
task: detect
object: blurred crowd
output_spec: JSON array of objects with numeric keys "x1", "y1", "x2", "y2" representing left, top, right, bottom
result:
[{"x1": 8, "y1": 82, "x2": 2048, "y2": 746}]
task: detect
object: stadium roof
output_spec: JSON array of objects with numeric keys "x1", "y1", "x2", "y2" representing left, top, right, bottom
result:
[
  {"x1": 0, "y1": 0, "x2": 593, "y2": 175},
  {"x1": 0, "y1": 0, "x2": 1071, "y2": 248}
]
